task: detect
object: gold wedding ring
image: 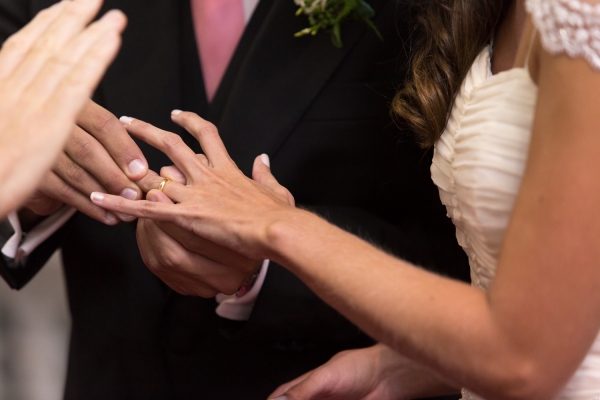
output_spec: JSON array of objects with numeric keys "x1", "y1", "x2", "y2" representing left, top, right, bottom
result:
[{"x1": 158, "y1": 178, "x2": 170, "y2": 192}]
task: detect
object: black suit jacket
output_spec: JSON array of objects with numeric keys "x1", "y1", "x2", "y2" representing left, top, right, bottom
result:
[{"x1": 0, "y1": 0, "x2": 468, "y2": 398}]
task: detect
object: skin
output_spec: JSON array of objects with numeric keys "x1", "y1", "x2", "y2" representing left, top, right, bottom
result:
[
  {"x1": 91, "y1": 0, "x2": 600, "y2": 397},
  {"x1": 0, "y1": 0, "x2": 127, "y2": 219},
  {"x1": 24, "y1": 100, "x2": 150, "y2": 225},
  {"x1": 123, "y1": 122, "x2": 284, "y2": 297},
  {"x1": 268, "y1": 344, "x2": 457, "y2": 400}
]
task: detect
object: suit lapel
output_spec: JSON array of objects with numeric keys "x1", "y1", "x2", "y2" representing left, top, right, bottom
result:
[
  {"x1": 97, "y1": 0, "x2": 190, "y2": 170},
  {"x1": 213, "y1": 0, "x2": 388, "y2": 175}
]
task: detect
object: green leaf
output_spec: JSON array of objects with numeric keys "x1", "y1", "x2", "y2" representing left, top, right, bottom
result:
[
  {"x1": 331, "y1": 21, "x2": 342, "y2": 48},
  {"x1": 295, "y1": 0, "x2": 382, "y2": 48}
]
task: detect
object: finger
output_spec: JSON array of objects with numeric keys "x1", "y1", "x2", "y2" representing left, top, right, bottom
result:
[
  {"x1": 171, "y1": 110, "x2": 233, "y2": 168},
  {"x1": 120, "y1": 117, "x2": 202, "y2": 182},
  {"x1": 42, "y1": 172, "x2": 118, "y2": 225},
  {"x1": 79, "y1": 102, "x2": 148, "y2": 180},
  {"x1": 136, "y1": 219, "x2": 217, "y2": 298},
  {"x1": 268, "y1": 371, "x2": 313, "y2": 399},
  {"x1": 137, "y1": 217, "x2": 238, "y2": 297},
  {"x1": 52, "y1": 151, "x2": 106, "y2": 196},
  {"x1": 252, "y1": 154, "x2": 295, "y2": 207},
  {"x1": 26, "y1": 9, "x2": 126, "y2": 109},
  {"x1": 0, "y1": 1, "x2": 69, "y2": 79},
  {"x1": 18, "y1": 12, "x2": 125, "y2": 183},
  {"x1": 136, "y1": 172, "x2": 189, "y2": 203},
  {"x1": 136, "y1": 219, "x2": 198, "y2": 296},
  {"x1": 156, "y1": 220, "x2": 261, "y2": 274},
  {"x1": 4, "y1": 0, "x2": 104, "y2": 94},
  {"x1": 64, "y1": 125, "x2": 142, "y2": 198},
  {"x1": 160, "y1": 165, "x2": 187, "y2": 185},
  {"x1": 146, "y1": 190, "x2": 174, "y2": 204},
  {"x1": 90, "y1": 192, "x2": 184, "y2": 222}
]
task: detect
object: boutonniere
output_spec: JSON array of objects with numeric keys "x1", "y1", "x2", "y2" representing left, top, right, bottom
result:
[{"x1": 294, "y1": 0, "x2": 382, "y2": 48}]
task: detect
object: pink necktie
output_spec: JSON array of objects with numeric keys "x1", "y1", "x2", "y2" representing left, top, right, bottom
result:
[{"x1": 192, "y1": 0, "x2": 245, "y2": 102}]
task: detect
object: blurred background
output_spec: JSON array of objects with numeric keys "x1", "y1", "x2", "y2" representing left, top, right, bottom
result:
[{"x1": 0, "y1": 251, "x2": 69, "y2": 400}]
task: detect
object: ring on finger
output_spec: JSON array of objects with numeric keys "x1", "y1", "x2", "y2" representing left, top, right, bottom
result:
[{"x1": 158, "y1": 178, "x2": 170, "y2": 192}]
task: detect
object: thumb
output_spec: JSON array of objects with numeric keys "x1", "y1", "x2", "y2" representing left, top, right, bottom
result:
[
  {"x1": 252, "y1": 154, "x2": 295, "y2": 207},
  {"x1": 270, "y1": 374, "x2": 333, "y2": 400}
]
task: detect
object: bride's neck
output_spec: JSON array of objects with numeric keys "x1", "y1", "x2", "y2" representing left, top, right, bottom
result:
[{"x1": 491, "y1": 0, "x2": 527, "y2": 75}]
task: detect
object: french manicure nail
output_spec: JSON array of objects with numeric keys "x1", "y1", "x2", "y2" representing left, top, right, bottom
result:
[
  {"x1": 171, "y1": 109, "x2": 182, "y2": 116},
  {"x1": 105, "y1": 212, "x2": 117, "y2": 223},
  {"x1": 260, "y1": 154, "x2": 270, "y2": 168},
  {"x1": 91, "y1": 192, "x2": 104, "y2": 202},
  {"x1": 128, "y1": 159, "x2": 146, "y2": 175},
  {"x1": 120, "y1": 188, "x2": 138, "y2": 200},
  {"x1": 120, "y1": 116, "x2": 134, "y2": 125},
  {"x1": 118, "y1": 213, "x2": 136, "y2": 222},
  {"x1": 270, "y1": 397, "x2": 287, "y2": 400}
]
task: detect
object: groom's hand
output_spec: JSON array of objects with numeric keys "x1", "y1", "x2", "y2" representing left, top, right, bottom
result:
[
  {"x1": 134, "y1": 173, "x2": 261, "y2": 297},
  {"x1": 24, "y1": 101, "x2": 148, "y2": 225}
]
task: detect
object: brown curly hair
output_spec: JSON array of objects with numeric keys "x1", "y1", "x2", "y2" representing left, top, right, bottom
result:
[{"x1": 393, "y1": 0, "x2": 511, "y2": 147}]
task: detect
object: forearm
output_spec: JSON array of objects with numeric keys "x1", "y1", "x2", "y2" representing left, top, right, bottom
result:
[{"x1": 266, "y1": 209, "x2": 546, "y2": 399}]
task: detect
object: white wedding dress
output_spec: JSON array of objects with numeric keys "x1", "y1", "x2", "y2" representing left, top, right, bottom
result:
[{"x1": 430, "y1": 0, "x2": 600, "y2": 398}]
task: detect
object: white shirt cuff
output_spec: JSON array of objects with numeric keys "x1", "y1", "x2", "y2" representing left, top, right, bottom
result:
[
  {"x1": 215, "y1": 259, "x2": 269, "y2": 321},
  {"x1": 2, "y1": 206, "x2": 76, "y2": 263}
]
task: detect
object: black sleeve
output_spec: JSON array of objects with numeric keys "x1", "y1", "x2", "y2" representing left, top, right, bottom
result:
[{"x1": 0, "y1": 224, "x2": 68, "y2": 290}]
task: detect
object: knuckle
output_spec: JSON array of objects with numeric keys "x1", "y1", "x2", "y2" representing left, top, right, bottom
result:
[
  {"x1": 56, "y1": 181, "x2": 77, "y2": 201},
  {"x1": 71, "y1": 135, "x2": 95, "y2": 161},
  {"x1": 90, "y1": 112, "x2": 119, "y2": 137},
  {"x1": 162, "y1": 133, "x2": 185, "y2": 150},
  {"x1": 153, "y1": 245, "x2": 184, "y2": 270},
  {"x1": 65, "y1": 161, "x2": 87, "y2": 183},
  {"x1": 197, "y1": 122, "x2": 219, "y2": 138},
  {"x1": 221, "y1": 280, "x2": 244, "y2": 296}
]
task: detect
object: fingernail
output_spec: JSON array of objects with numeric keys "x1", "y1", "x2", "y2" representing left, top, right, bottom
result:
[
  {"x1": 90, "y1": 192, "x2": 104, "y2": 202},
  {"x1": 105, "y1": 212, "x2": 117, "y2": 223},
  {"x1": 171, "y1": 109, "x2": 182, "y2": 116},
  {"x1": 120, "y1": 116, "x2": 134, "y2": 125},
  {"x1": 260, "y1": 154, "x2": 270, "y2": 168},
  {"x1": 128, "y1": 159, "x2": 146, "y2": 175},
  {"x1": 270, "y1": 397, "x2": 287, "y2": 400},
  {"x1": 120, "y1": 188, "x2": 138, "y2": 200}
]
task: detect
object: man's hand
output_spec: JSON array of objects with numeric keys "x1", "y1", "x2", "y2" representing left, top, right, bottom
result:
[
  {"x1": 268, "y1": 344, "x2": 459, "y2": 400},
  {"x1": 134, "y1": 174, "x2": 262, "y2": 297},
  {"x1": 25, "y1": 101, "x2": 148, "y2": 225}
]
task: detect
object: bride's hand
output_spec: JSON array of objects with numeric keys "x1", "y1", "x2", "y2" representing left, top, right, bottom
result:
[
  {"x1": 0, "y1": 0, "x2": 127, "y2": 218},
  {"x1": 268, "y1": 343, "x2": 459, "y2": 400},
  {"x1": 91, "y1": 111, "x2": 296, "y2": 260}
]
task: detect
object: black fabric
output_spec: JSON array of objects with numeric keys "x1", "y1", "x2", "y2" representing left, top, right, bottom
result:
[{"x1": 0, "y1": 0, "x2": 469, "y2": 398}]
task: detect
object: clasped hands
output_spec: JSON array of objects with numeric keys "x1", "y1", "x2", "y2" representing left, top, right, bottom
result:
[
  {"x1": 44, "y1": 106, "x2": 294, "y2": 297},
  {"x1": 99, "y1": 111, "x2": 295, "y2": 297}
]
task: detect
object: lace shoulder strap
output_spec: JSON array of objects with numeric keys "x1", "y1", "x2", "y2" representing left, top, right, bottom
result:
[{"x1": 526, "y1": 0, "x2": 600, "y2": 70}]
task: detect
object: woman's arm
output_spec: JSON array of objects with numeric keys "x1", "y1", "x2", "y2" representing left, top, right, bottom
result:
[{"x1": 91, "y1": 38, "x2": 600, "y2": 399}]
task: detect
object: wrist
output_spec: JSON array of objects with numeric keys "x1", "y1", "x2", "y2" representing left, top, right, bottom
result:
[{"x1": 264, "y1": 207, "x2": 329, "y2": 266}]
